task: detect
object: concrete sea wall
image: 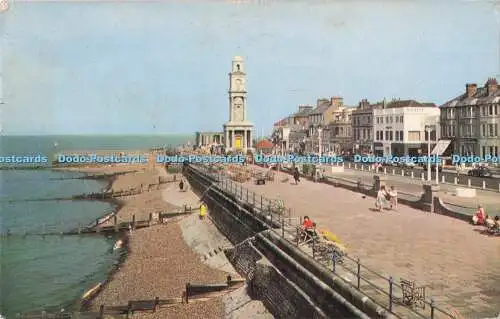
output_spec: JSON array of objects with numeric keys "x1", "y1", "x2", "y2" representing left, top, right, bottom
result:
[{"x1": 184, "y1": 164, "x2": 383, "y2": 319}]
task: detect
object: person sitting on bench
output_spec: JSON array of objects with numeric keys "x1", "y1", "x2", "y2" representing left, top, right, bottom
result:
[{"x1": 301, "y1": 216, "x2": 317, "y2": 239}]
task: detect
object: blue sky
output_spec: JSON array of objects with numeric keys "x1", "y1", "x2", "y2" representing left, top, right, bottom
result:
[{"x1": 1, "y1": 1, "x2": 500, "y2": 135}]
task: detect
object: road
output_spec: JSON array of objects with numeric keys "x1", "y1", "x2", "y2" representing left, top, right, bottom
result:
[{"x1": 340, "y1": 161, "x2": 500, "y2": 191}]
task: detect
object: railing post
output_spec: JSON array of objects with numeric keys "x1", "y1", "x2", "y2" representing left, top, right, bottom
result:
[
  {"x1": 332, "y1": 253, "x2": 336, "y2": 272},
  {"x1": 127, "y1": 301, "x2": 132, "y2": 318},
  {"x1": 411, "y1": 171, "x2": 414, "y2": 179},
  {"x1": 468, "y1": 179, "x2": 471, "y2": 188},
  {"x1": 281, "y1": 217, "x2": 285, "y2": 238},
  {"x1": 421, "y1": 172, "x2": 424, "y2": 181},
  {"x1": 312, "y1": 238, "x2": 315, "y2": 259},
  {"x1": 132, "y1": 214, "x2": 136, "y2": 230},
  {"x1": 483, "y1": 180, "x2": 486, "y2": 190},
  {"x1": 430, "y1": 297, "x2": 435, "y2": 319},
  {"x1": 441, "y1": 175, "x2": 445, "y2": 183},
  {"x1": 389, "y1": 276, "x2": 394, "y2": 312},
  {"x1": 246, "y1": 188, "x2": 249, "y2": 202},
  {"x1": 253, "y1": 192, "x2": 256, "y2": 206},
  {"x1": 260, "y1": 196, "x2": 263, "y2": 212},
  {"x1": 154, "y1": 297, "x2": 159, "y2": 312},
  {"x1": 392, "y1": 169, "x2": 395, "y2": 175},
  {"x1": 99, "y1": 305, "x2": 105, "y2": 318},
  {"x1": 356, "y1": 257, "x2": 361, "y2": 289},
  {"x1": 296, "y1": 227, "x2": 299, "y2": 246},
  {"x1": 454, "y1": 177, "x2": 457, "y2": 184},
  {"x1": 185, "y1": 283, "x2": 190, "y2": 303},
  {"x1": 41, "y1": 311, "x2": 47, "y2": 319}
]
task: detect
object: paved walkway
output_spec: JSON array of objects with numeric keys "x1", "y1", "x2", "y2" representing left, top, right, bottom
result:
[{"x1": 241, "y1": 168, "x2": 500, "y2": 318}]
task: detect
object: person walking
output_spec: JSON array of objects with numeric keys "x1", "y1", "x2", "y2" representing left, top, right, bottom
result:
[
  {"x1": 293, "y1": 167, "x2": 300, "y2": 185},
  {"x1": 387, "y1": 186, "x2": 398, "y2": 210},
  {"x1": 375, "y1": 185, "x2": 389, "y2": 212},
  {"x1": 179, "y1": 179, "x2": 184, "y2": 191}
]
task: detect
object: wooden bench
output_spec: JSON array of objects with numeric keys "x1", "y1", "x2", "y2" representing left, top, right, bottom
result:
[{"x1": 400, "y1": 278, "x2": 426, "y2": 309}]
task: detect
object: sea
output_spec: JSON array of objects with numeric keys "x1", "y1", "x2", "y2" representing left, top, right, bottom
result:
[{"x1": 0, "y1": 134, "x2": 192, "y2": 318}]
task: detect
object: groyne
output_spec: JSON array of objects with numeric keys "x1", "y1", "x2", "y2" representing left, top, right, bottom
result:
[{"x1": 184, "y1": 164, "x2": 383, "y2": 318}]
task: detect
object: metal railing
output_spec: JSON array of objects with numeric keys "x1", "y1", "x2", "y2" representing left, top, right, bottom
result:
[
  {"x1": 192, "y1": 164, "x2": 458, "y2": 319},
  {"x1": 339, "y1": 162, "x2": 500, "y2": 193}
]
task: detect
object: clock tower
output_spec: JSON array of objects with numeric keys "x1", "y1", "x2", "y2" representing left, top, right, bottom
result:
[{"x1": 223, "y1": 56, "x2": 254, "y2": 152}]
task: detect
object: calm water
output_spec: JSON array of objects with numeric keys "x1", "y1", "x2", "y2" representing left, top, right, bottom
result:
[{"x1": 0, "y1": 134, "x2": 192, "y2": 317}]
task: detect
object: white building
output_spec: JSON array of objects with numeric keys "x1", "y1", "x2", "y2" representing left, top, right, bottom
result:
[
  {"x1": 223, "y1": 56, "x2": 254, "y2": 152},
  {"x1": 373, "y1": 100, "x2": 440, "y2": 156}
]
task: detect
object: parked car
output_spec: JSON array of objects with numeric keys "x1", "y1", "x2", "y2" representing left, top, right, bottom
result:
[
  {"x1": 399, "y1": 161, "x2": 415, "y2": 168},
  {"x1": 419, "y1": 162, "x2": 443, "y2": 172},
  {"x1": 467, "y1": 167, "x2": 492, "y2": 178}
]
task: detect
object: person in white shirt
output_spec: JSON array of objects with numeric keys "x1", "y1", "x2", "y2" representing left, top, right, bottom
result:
[{"x1": 387, "y1": 186, "x2": 398, "y2": 209}]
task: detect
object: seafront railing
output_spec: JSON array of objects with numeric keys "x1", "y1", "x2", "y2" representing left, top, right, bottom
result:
[{"x1": 192, "y1": 164, "x2": 457, "y2": 319}]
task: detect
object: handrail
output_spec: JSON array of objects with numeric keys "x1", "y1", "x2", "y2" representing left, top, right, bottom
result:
[{"x1": 191, "y1": 163, "x2": 457, "y2": 319}]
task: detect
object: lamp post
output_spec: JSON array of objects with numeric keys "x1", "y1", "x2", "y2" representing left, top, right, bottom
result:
[
  {"x1": 435, "y1": 121, "x2": 440, "y2": 184},
  {"x1": 425, "y1": 124, "x2": 434, "y2": 182},
  {"x1": 318, "y1": 126, "x2": 323, "y2": 156}
]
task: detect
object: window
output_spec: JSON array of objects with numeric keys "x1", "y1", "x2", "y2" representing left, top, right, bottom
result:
[
  {"x1": 489, "y1": 124, "x2": 494, "y2": 137},
  {"x1": 495, "y1": 124, "x2": 498, "y2": 137},
  {"x1": 452, "y1": 125, "x2": 455, "y2": 136},
  {"x1": 389, "y1": 131, "x2": 393, "y2": 140},
  {"x1": 489, "y1": 105, "x2": 493, "y2": 115},
  {"x1": 495, "y1": 104, "x2": 498, "y2": 115},
  {"x1": 380, "y1": 117, "x2": 384, "y2": 124},
  {"x1": 363, "y1": 129, "x2": 366, "y2": 140},
  {"x1": 400, "y1": 116, "x2": 404, "y2": 123},
  {"x1": 408, "y1": 131, "x2": 421, "y2": 141},
  {"x1": 490, "y1": 146, "x2": 494, "y2": 155},
  {"x1": 495, "y1": 146, "x2": 498, "y2": 157},
  {"x1": 482, "y1": 124, "x2": 486, "y2": 137},
  {"x1": 482, "y1": 146, "x2": 486, "y2": 157}
]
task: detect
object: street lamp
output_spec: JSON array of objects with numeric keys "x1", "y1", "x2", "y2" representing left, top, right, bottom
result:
[
  {"x1": 425, "y1": 124, "x2": 435, "y2": 182},
  {"x1": 435, "y1": 120, "x2": 440, "y2": 184}
]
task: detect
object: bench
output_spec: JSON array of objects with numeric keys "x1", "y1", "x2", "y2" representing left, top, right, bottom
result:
[
  {"x1": 400, "y1": 278, "x2": 426, "y2": 309},
  {"x1": 295, "y1": 226, "x2": 318, "y2": 246}
]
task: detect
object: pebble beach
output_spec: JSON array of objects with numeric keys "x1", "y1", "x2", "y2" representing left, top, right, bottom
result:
[{"x1": 69, "y1": 158, "x2": 232, "y2": 318}]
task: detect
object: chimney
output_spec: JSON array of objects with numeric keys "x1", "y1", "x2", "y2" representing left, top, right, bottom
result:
[
  {"x1": 359, "y1": 99, "x2": 369, "y2": 109},
  {"x1": 486, "y1": 78, "x2": 498, "y2": 96},
  {"x1": 465, "y1": 83, "x2": 477, "y2": 97}
]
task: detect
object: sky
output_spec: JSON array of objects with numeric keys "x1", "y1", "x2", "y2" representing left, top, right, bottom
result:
[{"x1": 1, "y1": 0, "x2": 500, "y2": 135}]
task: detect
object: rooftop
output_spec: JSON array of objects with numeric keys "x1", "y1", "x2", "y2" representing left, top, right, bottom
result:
[{"x1": 441, "y1": 78, "x2": 500, "y2": 108}]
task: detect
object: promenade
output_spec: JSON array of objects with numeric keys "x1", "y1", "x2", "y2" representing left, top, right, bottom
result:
[
  {"x1": 322, "y1": 167, "x2": 500, "y2": 215},
  {"x1": 242, "y1": 167, "x2": 500, "y2": 318}
]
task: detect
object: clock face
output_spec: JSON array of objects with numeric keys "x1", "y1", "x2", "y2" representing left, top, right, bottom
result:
[
  {"x1": 234, "y1": 79, "x2": 242, "y2": 91},
  {"x1": 233, "y1": 97, "x2": 244, "y2": 121}
]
